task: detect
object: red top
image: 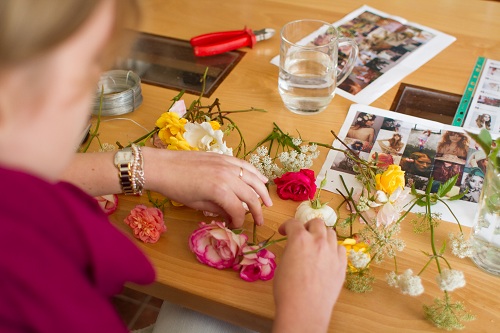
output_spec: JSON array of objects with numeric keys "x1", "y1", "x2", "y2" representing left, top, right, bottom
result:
[{"x1": 0, "y1": 166, "x2": 156, "y2": 332}]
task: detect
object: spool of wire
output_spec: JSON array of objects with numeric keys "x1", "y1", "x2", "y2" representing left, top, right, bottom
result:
[{"x1": 92, "y1": 70, "x2": 143, "y2": 116}]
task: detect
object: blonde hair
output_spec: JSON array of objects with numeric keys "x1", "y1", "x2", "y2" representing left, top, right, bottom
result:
[{"x1": 0, "y1": 0, "x2": 139, "y2": 69}]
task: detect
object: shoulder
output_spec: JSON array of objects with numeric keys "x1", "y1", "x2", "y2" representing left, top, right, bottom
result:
[{"x1": 0, "y1": 167, "x2": 155, "y2": 289}]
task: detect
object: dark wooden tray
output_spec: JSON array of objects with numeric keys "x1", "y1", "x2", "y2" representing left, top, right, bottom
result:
[
  {"x1": 390, "y1": 83, "x2": 462, "y2": 125},
  {"x1": 115, "y1": 32, "x2": 245, "y2": 97}
]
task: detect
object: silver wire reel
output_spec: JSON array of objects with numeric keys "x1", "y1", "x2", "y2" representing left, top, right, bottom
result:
[{"x1": 92, "y1": 70, "x2": 143, "y2": 116}]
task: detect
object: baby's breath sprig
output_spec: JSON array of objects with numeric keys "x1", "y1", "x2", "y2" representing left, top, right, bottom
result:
[{"x1": 246, "y1": 122, "x2": 320, "y2": 180}]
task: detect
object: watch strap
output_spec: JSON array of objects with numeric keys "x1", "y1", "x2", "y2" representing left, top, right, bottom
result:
[{"x1": 115, "y1": 144, "x2": 144, "y2": 195}]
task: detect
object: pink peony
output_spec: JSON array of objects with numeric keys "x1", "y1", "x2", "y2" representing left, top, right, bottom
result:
[
  {"x1": 189, "y1": 221, "x2": 248, "y2": 269},
  {"x1": 234, "y1": 245, "x2": 277, "y2": 282},
  {"x1": 124, "y1": 205, "x2": 166, "y2": 243}
]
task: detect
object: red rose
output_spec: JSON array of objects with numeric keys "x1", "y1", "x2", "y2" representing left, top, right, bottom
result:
[{"x1": 274, "y1": 169, "x2": 317, "y2": 201}]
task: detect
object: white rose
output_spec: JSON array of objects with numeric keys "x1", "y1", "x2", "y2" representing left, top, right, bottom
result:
[
  {"x1": 183, "y1": 122, "x2": 233, "y2": 156},
  {"x1": 295, "y1": 201, "x2": 337, "y2": 227}
]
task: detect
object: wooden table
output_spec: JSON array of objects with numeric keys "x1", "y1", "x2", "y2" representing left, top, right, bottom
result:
[{"x1": 98, "y1": 0, "x2": 500, "y2": 332}]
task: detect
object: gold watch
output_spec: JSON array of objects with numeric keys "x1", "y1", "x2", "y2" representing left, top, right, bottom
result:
[{"x1": 114, "y1": 144, "x2": 144, "y2": 195}]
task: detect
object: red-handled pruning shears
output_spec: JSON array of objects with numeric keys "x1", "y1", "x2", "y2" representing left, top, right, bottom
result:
[{"x1": 190, "y1": 27, "x2": 275, "y2": 57}]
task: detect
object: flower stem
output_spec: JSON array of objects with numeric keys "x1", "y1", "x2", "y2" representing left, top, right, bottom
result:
[
  {"x1": 436, "y1": 198, "x2": 464, "y2": 233},
  {"x1": 427, "y1": 197, "x2": 442, "y2": 274}
]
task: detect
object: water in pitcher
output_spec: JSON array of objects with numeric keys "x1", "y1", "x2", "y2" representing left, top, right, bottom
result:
[{"x1": 279, "y1": 51, "x2": 336, "y2": 114}]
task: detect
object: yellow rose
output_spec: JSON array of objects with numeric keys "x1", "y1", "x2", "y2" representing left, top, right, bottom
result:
[
  {"x1": 209, "y1": 121, "x2": 220, "y2": 131},
  {"x1": 155, "y1": 112, "x2": 188, "y2": 145},
  {"x1": 375, "y1": 164, "x2": 405, "y2": 195},
  {"x1": 167, "y1": 135, "x2": 197, "y2": 151}
]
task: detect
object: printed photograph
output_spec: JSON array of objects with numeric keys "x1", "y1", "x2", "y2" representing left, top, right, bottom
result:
[
  {"x1": 477, "y1": 94, "x2": 500, "y2": 108},
  {"x1": 372, "y1": 130, "x2": 407, "y2": 156},
  {"x1": 331, "y1": 150, "x2": 370, "y2": 175},
  {"x1": 487, "y1": 65, "x2": 500, "y2": 80},
  {"x1": 435, "y1": 131, "x2": 470, "y2": 164},
  {"x1": 482, "y1": 80, "x2": 500, "y2": 93},
  {"x1": 470, "y1": 112, "x2": 493, "y2": 131},
  {"x1": 333, "y1": 10, "x2": 436, "y2": 95},
  {"x1": 460, "y1": 167, "x2": 484, "y2": 203},
  {"x1": 345, "y1": 112, "x2": 382, "y2": 151}
]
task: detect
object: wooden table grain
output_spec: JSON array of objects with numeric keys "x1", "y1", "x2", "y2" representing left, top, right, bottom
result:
[{"x1": 99, "y1": 1, "x2": 500, "y2": 332}]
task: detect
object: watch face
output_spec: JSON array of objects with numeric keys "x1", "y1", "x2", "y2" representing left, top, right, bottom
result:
[{"x1": 114, "y1": 149, "x2": 133, "y2": 165}]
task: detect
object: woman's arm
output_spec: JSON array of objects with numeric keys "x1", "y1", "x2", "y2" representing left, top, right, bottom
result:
[
  {"x1": 61, "y1": 148, "x2": 273, "y2": 228},
  {"x1": 272, "y1": 218, "x2": 347, "y2": 333}
]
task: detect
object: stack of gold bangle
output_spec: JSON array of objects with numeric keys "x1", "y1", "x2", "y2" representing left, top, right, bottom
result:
[{"x1": 130, "y1": 144, "x2": 145, "y2": 196}]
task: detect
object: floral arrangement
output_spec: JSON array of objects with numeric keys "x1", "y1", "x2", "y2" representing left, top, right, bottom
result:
[
  {"x1": 312, "y1": 133, "x2": 475, "y2": 330},
  {"x1": 243, "y1": 126, "x2": 477, "y2": 329},
  {"x1": 86, "y1": 74, "x2": 479, "y2": 330}
]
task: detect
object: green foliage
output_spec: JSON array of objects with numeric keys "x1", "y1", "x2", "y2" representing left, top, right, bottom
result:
[
  {"x1": 423, "y1": 293, "x2": 475, "y2": 331},
  {"x1": 345, "y1": 269, "x2": 375, "y2": 293},
  {"x1": 467, "y1": 128, "x2": 500, "y2": 171},
  {"x1": 410, "y1": 212, "x2": 441, "y2": 233}
]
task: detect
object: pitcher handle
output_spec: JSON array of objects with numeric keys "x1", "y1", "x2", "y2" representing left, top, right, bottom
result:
[{"x1": 336, "y1": 37, "x2": 359, "y2": 86}]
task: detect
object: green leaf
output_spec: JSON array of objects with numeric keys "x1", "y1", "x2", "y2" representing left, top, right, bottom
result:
[
  {"x1": 415, "y1": 197, "x2": 428, "y2": 207},
  {"x1": 447, "y1": 191, "x2": 466, "y2": 201},
  {"x1": 420, "y1": 250, "x2": 431, "y2": 256},
  {"x1": 411, "y1": 184, "x2": 418, "y2": 196},
  {"x1": 466, "y1": 129, "x2": 492, "y2": 155},
  {"x1": 437, "y1": 174, "x2": 458, "y2": 197},
  {"x1": 425, "y1": 177, "x2": 434, "y2": 195},
  {"x1": 320, "y1": 174, "x2": 328, "y2": 189},
  {"x1": 439, "y1": 240, "x2": 446, "y2": 255}
]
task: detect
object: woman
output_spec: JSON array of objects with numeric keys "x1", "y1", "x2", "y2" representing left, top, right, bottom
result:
[
  {"x1": 475, "y1": 114, "x2": 491, "y2": 130},
  {"x1": 400, "y1": 152, "x2": 433, "y2": 177},
  {"x1": 0, "y1": 1, "x2": 346, "y2": 332},
  {"x1": 347, "y1": 112, "x2": 376, "y2": 143},
  {"x1": 436, "y1": 131, "x2": 469, "y2": 161},
  {"x1": 377, "y1": 133, "x2": 404, "y2": 155},
  {"x1": 432, "y1": 161, "x2": 462, "y2": 183},
  {"x1": 417, "y1": 130, "x2": 431, "y2": 151},
  {"x1": 460, "y1": 168, "x2": 485, "y2": 203}
]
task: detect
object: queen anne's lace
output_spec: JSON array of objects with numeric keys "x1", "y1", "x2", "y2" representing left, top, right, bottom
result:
[
  {"x1": 386, "y1": 269, "x2": 424, "y2": 296},
  {"x1": 436, "y1": 269, "x2": 466, "y2": 292},
  {"x1": 449, "y1": 232, "x2": 473, "y2": 258}
]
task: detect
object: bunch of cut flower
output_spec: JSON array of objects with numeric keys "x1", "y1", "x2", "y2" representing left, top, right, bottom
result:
[
  {"x1": 316, "y1": 131, "x2": 476, "y2": 331},
  {"x1": 187, "y1": 123, "x2": 328, "y2": 281},
  {"x1": 117, "y1": 74, "x2": 265, "y2": 157},
  {"x1": 83, "y1": 72, "x2": 294, "y2": 281}
]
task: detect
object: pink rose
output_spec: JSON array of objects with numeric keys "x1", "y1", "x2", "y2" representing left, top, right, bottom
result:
[
  {"x1": 94, "y1": 194, "x2": 118, "y2": 215},
  {"x1": 234, "y1": 245, "x2": 276, "y2": 282},
  {"x1": 274, "y1": 169, "x2": 317, "y2": 201},
  {"x1": 168, "y1": 100, "x2": 187, "y2": 117},
  {"x1": 124, "y1": 205, "x2": 166, "y2": 243},
  {"x1": 189, "y1": 221, "x2": 248, "y2": 269}
]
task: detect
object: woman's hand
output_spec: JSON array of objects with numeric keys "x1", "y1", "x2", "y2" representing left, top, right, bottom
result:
[
  {"x1": 272, "y1": 218, "x2": 347, "y2": 333},
  {"x1": 61, "y1": 148, "x2": 272, "y2": 228},
  {"x1": 143, "y1": 148, "x2": 272, "y2": 228}
]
